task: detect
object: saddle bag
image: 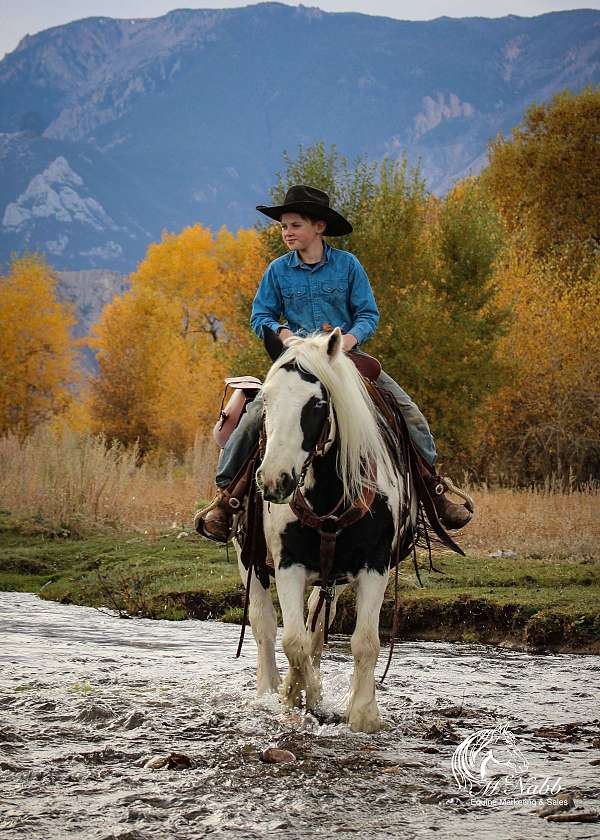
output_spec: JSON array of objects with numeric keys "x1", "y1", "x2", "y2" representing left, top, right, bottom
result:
[{"x1": 213, "y1": 376, "x2": 262, "y2": 448}]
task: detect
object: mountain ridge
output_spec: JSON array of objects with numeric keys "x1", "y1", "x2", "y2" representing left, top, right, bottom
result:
[{"x1": 1, "y1": 3, "x2": 598, "y2": 272}]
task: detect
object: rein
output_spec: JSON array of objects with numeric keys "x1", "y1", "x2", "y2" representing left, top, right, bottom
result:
[
  {"x1": 290, "y1": 479, "x2": 376, "y2": 645},
  {"x1": 234, "y1": 371, "x2": 430, "y2": 678},
  {"x1": 288, "y1": 398, "x2": 377, "y2": 645}
]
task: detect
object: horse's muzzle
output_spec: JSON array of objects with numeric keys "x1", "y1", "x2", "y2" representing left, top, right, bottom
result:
[{"x1": 258, "y1": 468, "x2": 297, "y2": 503}]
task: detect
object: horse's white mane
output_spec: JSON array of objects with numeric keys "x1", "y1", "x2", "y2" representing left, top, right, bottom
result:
[{"x1": 264, "y1": 332, "x2": 394, "y2": 504}]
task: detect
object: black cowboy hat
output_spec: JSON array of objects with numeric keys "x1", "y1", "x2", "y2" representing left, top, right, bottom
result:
[{"x1": 256, "y1": 185, "x2": 353, "y2": 237}]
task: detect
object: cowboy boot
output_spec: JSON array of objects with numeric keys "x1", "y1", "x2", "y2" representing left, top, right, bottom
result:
[
  {"x1": 194, "y1": 491, "x2": 233, "y2": 543},
  {"x1": 422, "y1": 473, "x2": 474, "y2": 530}
]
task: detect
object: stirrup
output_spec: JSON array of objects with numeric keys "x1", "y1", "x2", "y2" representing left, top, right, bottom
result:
[
  {"x1": 193, "y1": 495, "x2": 221, "y2": 532},
  {"x1": 440, "y1": 476, "x2": 475, "y2": 514}
]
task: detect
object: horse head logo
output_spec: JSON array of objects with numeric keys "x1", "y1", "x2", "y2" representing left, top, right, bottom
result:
[{"x1": 451, "y1": 724, "x2": 529, "y2": 791}]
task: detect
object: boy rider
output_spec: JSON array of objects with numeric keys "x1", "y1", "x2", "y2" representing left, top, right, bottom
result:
[{"x1": 198, "y1": 185, "x2": 473, "y2": 542}]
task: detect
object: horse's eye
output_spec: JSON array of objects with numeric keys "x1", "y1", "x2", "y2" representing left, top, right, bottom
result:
[{"x1": 315, "y1": 399, "x2": 327, "y2": 409}]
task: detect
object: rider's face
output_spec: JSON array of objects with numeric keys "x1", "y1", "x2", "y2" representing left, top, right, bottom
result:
[{"x1": 280, "y1": 212, "x2": 326, "y2": 251}]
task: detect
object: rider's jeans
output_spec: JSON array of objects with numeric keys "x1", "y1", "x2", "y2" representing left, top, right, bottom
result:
[{"x1": 215, "y1": 351, "x2": 437, "y2": 488}]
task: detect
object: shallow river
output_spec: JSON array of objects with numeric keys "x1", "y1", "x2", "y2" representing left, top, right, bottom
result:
[{"x1": 1, "y1": 591, "x2": 599, "y2": 839}]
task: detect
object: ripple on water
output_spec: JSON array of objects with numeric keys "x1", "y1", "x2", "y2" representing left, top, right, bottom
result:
[{"x1": 0, "y1": 592, "x2": 599, "y2": 840}]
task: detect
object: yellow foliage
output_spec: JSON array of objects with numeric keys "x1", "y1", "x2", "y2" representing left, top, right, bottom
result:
[
  {"x1": 90, "y1": 224, "x2": 268, "y2": 454},
  {"x1": 479, "y1": 246, "x2": 600, "y2": 479},
  {"x1": 0, "y1": 255, "x2": 77, "y2": 437},
  {"x1": 214, "y1": 226, "x2": 269, "y2": 340},
  {"x1": 484, "y1": 87, "x2": 600, "y2": 257},
  {"x1": 51, "y1": 385, "x2": 95, "y2": 435},
  {"x1": 477, "y1": 88, "x2": 600, "y2": 479}
]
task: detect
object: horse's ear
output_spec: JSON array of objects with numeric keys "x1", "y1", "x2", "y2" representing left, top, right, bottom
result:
[
  {"x1": 263, "y1": 325, "x2": 285, "y2": 362},
  {"x1": 326, "y1": 326, "x2": 343, "y2": 361}
]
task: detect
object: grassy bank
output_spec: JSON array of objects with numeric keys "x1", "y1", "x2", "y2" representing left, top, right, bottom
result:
[{"x1": 2, "y1": 514, "x2": 599, "y2": 653}]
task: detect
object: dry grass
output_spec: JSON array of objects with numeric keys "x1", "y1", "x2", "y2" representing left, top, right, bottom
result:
[
  {"x1": 0, "y1": 427, "x2": 218, "y2": 534},
  {"x1": 461, "y1": 484, "x2": 600, "y2": 560},
  {"x1": 0, "y1": 427, "x2": 598, "y2": 557}
]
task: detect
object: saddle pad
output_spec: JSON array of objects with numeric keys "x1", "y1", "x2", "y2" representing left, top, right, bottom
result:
[{"x1": 224, "y1": 376, "x2": 262, "y2": 392}]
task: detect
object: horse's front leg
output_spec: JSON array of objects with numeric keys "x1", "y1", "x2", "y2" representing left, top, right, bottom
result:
[
  {"x1": 275, "y1": 564, "x2": 321, "y2": 710},
  {"x1": 347, "y1": 568, "x2": 389, "y2": 734},
  {"x1": 236, "y1": 555, "x2": 280, "y2": 696},
  {"x1": 306, "y1": 584, "x2": 347, "y2": 670}
]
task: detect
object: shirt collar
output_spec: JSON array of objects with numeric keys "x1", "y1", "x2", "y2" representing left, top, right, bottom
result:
[{"x1": 289, "y1": 241, "x2": 331, "y2": 270}]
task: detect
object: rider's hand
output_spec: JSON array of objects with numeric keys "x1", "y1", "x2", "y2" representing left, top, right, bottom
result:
[
  {"x1": 342, "y1": 333, "x2": 358, "y2": 352},
  {"x1": 278, "y1": 328, "x2": 293, "y2": 342}
]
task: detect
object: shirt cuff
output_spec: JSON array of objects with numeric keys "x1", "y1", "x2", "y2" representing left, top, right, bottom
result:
[
  {"x1": 260, "y1": 319, "x2": 286, "y2": 336},
  {"x1": 348, "y1": 325, "x2": 367, "y2": 345}
]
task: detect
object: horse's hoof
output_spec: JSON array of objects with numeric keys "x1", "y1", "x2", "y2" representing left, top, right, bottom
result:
[
  {"x1": 278, "y1": 680, "x2": 303, "y2": 709},
  {"x1": 305, "y1": 687, "x2": 322, "y2": 712},
  {"x1": 348, "y1": 705, "x2": 382, "y2": 734},
  {"x1": 256, "y1": 679, "x2": 281, "y2": 697},
  {"x1": 349, "y1": 717, "x2": 382, "y2": 734}
]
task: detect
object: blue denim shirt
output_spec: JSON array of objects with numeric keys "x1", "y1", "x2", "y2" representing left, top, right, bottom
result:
[{"x1": 250, "y1": 243, "x2": 379, "y2": 346}]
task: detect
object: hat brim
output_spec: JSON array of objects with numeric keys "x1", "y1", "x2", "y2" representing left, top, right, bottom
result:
[{"x1": 255, "y1": 201, "x2": 353, "y2": 237}]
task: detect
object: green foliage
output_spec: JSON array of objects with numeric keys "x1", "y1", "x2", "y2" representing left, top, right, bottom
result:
[
  {"x1": 352, "y1": 157, "x2": 430, "y2": 294},
  {"x1": 266, "y1": 143, "x2": 508, "y2": 468},
  {"x1": 263, "y1": 141, "x2": 378, "y2": 258}
]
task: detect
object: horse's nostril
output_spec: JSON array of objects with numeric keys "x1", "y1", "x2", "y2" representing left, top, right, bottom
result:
[{"x1": 277, "y1": 471, "x2": 298, "y2": 497}]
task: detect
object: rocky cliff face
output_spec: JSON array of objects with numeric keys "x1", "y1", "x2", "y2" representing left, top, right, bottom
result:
[
  {"x1": 57, "y1": 268, "x2": 128, "y2": 369},
  {"x1": 57, "y1": 268, "x2": 128, "y2": 336},
  {"x1": 0, "y1": 4, "x2": 598, "y2": 273}
]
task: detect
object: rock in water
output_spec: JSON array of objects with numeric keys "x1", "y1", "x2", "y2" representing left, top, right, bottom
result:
[
  {"x1": 166, "y1": 752, "x2": 193, "y2": 769},
  {"x1": 260, "y1": 747, "x2": 296, "y2": 764},
  {"x1": 536, "y1": 793, "x2": 574, "y2": 817},
  {"x1": 546, "y1": 812, "x2": 598, "y2": 823},
  {"x1": 143, "y1": 752, "x2": 193, "y2": 770},
  {"x1": 144, "y1": 754, "x2": 169, "y2": 769}
]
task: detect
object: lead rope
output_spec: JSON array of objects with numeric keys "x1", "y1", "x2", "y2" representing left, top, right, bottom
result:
[
  {"x1": 379, "y1": 545, "x2": 401, "y2": 685},
  {"x1": 379, "y1": 405, "x2": 417, "y2": 685},
  {"x1": 235, "y1": 429, "x2": 267, "y2": 660},
  {"x1": 236, "y1": 561, "x2": 253, "y2": 658}
]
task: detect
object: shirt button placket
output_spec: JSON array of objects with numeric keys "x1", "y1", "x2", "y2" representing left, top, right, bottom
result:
[
  {"x1": 308, "y1": 275, "x2": 318, "y2": 332},
  {"x1": 313, "y1": 268, "x2": 323, "y2": 331}
]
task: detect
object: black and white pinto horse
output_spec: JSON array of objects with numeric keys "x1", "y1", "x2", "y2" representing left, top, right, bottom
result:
[{"x1": 235, "y1": 327, "x2": 416, "y2": 733}]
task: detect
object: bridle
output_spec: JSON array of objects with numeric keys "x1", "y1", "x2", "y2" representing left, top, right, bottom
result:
[
  {"x1": 257, "y1": 381, "x2": 333, "y2": 492},
  {"x1": 260, "y1": 383, "x2": 377, "y2": 644},
  {"x1": 295, "y1": 392, "x2": 334, "y2": 490}
]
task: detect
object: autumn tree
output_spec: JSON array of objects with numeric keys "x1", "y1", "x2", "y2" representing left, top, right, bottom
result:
[
  {"x1": 266, "y1": 144, "x2": 507, "y2": 467},
  {"x1": 90, "y1": 224, "x2": 268, "y2": 455},
  {"x1": 483, "y1": 87, "x2": 600, "y2": 260},
  {"x1": 476, "y1": 88, "x2": 600, "y2": 481},
  {"x1": 214, "y1": 226, "x2": 272, "y2": 378},
  {"x1": 477, "y1": 245, "x2": 600, "y2": 480},
  {"x1": 0, "y1": 255, "x2": 77, "y2": 436},
  {"x1": 89, "y1": 286, "x2": 172, "y2": 451}
]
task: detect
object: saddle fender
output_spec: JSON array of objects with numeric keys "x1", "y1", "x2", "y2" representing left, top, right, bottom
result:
[{"x1": 213, "y1": 376, "x2": 262, "y2": 448}]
